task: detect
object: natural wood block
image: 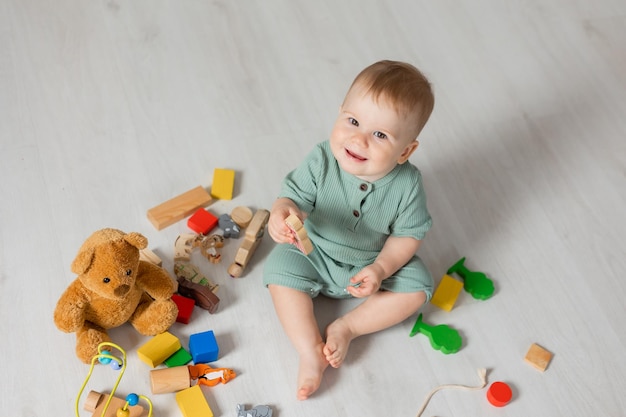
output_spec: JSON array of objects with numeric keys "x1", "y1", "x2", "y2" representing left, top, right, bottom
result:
[
  {"x1": 84, "y1": 391, "x2": 144, "y2": 417},
  {"x1": 151, "y1": 366, "x2": 191, "y2": 394},
  {"x1": 147, "y1": 186, "x2": 212, "y2": 230},
  {"x1": 525, "y1": 343, "x2": 553, "y2": 372}
]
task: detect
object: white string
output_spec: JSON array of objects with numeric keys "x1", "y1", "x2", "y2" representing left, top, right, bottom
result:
[{"x1": 415, "y1": 368, "x2": 488, "y2": 417}]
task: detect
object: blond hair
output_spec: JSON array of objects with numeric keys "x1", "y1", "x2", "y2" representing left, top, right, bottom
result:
[{"x1": 347, "y1": 60, "x2": 434, "y2": 139}]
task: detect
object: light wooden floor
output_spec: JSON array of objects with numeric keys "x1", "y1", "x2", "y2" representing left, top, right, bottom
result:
[{"x1": 1, "y1": 1, "x2": 625, "y2": 416}]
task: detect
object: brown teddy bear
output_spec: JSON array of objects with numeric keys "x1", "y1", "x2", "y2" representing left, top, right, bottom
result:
[{"x1": 54, "y1": 228, "x2": 178, "y2": 363}]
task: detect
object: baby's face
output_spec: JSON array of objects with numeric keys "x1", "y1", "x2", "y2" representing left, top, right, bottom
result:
[{"x1": 330, "y1": 84, "x2": 419, "y2": 183}]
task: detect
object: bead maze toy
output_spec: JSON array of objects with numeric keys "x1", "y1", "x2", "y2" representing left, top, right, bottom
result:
[
  {"x1": 76, "y1": 342, "x2": 153, "y2": 417},
  {"x1": 409, "y1": 313, "x2": 462, "y2": 354},
  {"x1": 447, "y1": 257, "x2": 495, "y2": 300}
]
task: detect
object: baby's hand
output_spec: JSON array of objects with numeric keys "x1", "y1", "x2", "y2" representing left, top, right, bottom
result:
[
  {"x1": 268, "y1": 198, "x2": 303, "y2": 244},
  {"x1": 347, "y1": 264, "x2": 385, "y2": 298}
]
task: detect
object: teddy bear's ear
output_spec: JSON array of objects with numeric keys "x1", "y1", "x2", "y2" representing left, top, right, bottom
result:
[
  {"x1": 124, "y1": 232, "x2": 148, "y2": 250},
  {"x1": 71, "y1": 247, "x2": 95, "y2": 274}
]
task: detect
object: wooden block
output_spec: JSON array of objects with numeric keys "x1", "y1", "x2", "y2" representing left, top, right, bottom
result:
[
  {"x1": 189, "y1": 330, "x2": 219, "y2": 363},
  {"x1": 187, "y1": 208, "x2": 219, "y2": 235},
  {"x1": 430, "y1": 275, "x2": 464, "y2": 312},
  {"x1": 285, "y1": 214, "x2": 313, "y2": 255},
  {"x1": 164, "y1": 347, "x2": 193, "y2": 367},
  {"x1": 211, "y1": 168, "x2": 235, "y2": 200},
  {"x1": 140, "y1": 248, "x2": 162, "y2": 267},
  {"x1": 172, "y1": 294, "x2": 195, "y2": 324},
  {"x1": 231, "y1": 206, "x2": 253, "y2": 228},
  {"x1": 150, "y1": 366, "x2": 191, "y2": 394},
  {"x1": 176, "y1": 385, "x2": 214, "y2": 417},
  {"x1": 84, "y1": 391, "x2": 144, "y2": 417},
  {"x1": 147, "y1": 186, "x2": 212, "y2": 230},
  {"x1": 137, "y1": 332, "x2": 182, "y2": 368},
  {"x1": 525, "y1": 343, "x2": 553, "y2": 372}
]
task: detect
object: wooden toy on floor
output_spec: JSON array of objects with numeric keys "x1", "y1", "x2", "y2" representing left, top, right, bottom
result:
[
  {"x1": 228, "y1": 209, "x2": 270, "y2": 278},
  {"x1": 84, "y1": 391, "x2": 146, "y2": 417},
  {"x1": 524, "y1": 343, "x2": 553, "y2": 372},
  {"x1": 487, "y1": 381, "x2": 513, "y2": 407},
  {"x1": 430, "y1": 274, "x2": 464, "y2": 311},
  {"x1": 76, "y1": 343, "x2": 153, "y2": 417},
  {"x1": 236, "y1": 403, "x2": 273, "y2": 417},
  {"x1": 189, "y1": 330, "x2": 219, "y2": 363},
  {"x1": 174, "y1": 262, "x2": 220, "y2": 313},
  {"x1": 147, "y1": 186, "x2": 212, "y2": 231},
  {"x1": 188, "y1": 208, "x2": 219, "y2": 235},
  {"x1": 150, "y1": 364, "x2": 236, "y2": 394},
  {"x1": 137, "y1": 332, "x2": 182, "y2": 368},
  {"x1": 409, "y1": 313, "x2": 462, "y2": 354},
  {"x1": 284, "y1": 214, "x2": 313, "y2": 255},
  {"x1": 447, "y1": 256, "x2": 495, "y2": 300},
  {"x1": 211, "y1": 168, "x2": 236, "y2": 200},
  {"x1": 176, "y1": 385, "x2": 214, "y2": 417},
  {"x1": 230, "y1": 206, "x2": 253, "y2": 228}
]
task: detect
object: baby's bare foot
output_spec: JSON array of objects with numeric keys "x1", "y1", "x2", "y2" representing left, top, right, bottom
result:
[
  {"x1": 324, "y1": 318, "x2": 355, "y2": 368},
  {"x1": 297, "y1": 342, "x2": 329, "y2": 400}
]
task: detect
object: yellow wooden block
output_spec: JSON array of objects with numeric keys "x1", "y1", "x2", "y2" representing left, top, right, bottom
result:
[
  {"x1": 176, "y1": 385, "x2": 214, "y2": 417},
  {"x1": 525, "y1": 343, "x2": 553, "y2": 372},
  {"x1": 137, "y1": 332, "x2": 181, "y2": 368},
  {"x1": 211, "y1": 168, "x2": 235, "y2": 200},
  {"x1": 147, "y1": 186, "x2": 213, "y2": 230},
  {"x1": 430, "y1": 274, "x2": 464, "y2": 312}
]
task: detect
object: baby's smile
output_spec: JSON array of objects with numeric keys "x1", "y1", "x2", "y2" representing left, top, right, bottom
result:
[{"x1": 345, "y1": 148, "x2": 367, "y2": 161}]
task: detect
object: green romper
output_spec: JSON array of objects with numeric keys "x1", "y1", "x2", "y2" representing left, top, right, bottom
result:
[{"x1": 263, "y1": 141, "x2": 433, "y2": 299}]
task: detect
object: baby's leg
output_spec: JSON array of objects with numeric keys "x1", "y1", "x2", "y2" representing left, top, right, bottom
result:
[
  {"x1": 324, "y1": 291, "x2": 426, "y2": 368},
  {"x1": 268, "y1": 284, "x2": 328, "y2": 400}
]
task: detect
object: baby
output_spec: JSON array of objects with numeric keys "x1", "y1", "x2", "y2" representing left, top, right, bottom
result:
[{"x1": 263, "y1": 60, "x2": 435, "y2": 400}]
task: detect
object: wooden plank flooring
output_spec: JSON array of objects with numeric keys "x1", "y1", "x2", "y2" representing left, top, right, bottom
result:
[{"x1": 1, "y1": 1, "x2": 625, "y2": 416}]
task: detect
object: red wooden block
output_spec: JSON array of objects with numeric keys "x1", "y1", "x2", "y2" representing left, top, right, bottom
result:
[
  {"x1": 187, "y1": 208, "x2": 218, "y2": 235},
  {"x1": 487, "y1": 381, "x2": 512, "y2": 407},
  {"x1": 172, "y1": 294, "x2": 195, "y2": 324}
]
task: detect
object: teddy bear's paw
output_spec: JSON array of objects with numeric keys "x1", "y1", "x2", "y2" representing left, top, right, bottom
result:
[
  {"x1": 77, "y1": 326, "x2": 111, "y2": 363},
  {"x1": 130, "y1": 299, "x2": 178, "y2": 335}
]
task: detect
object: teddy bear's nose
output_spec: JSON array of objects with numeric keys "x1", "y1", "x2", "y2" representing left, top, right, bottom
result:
[{"x1": 114, "y1": 284, "x2": 131, "y2": 297}]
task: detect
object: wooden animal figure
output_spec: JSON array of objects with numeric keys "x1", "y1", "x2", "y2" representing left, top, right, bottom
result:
[{"x1": 236, "y1": 404, "x2": 272, "y2": 417}]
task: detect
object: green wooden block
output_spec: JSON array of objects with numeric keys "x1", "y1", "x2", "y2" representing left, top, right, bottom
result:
[{"x1": 165, "y1": 347, "x2": 193, "y2": 368}]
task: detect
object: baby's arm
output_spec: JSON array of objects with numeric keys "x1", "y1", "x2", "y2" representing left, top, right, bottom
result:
[
  {"x1": 347, "y1": 236, "x2": 422, "y2": 298},
  {"x1": 268, "y1": 197, "x2": 305, "y2": 244}
]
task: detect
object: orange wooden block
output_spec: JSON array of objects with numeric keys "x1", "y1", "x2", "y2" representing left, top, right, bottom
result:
[
  {"x1": 147, "y1": 186, "x2": 212, "y2": 230},
  {"x1": 525, "y1": 343, "x2": 553, "y2": 372}
]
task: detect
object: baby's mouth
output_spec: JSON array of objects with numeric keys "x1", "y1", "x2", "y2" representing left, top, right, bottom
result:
[{"x1": 346, "y1": 148, "x2": 367, "y2": 161}]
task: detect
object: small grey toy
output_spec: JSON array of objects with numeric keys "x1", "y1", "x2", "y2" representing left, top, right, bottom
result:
[
  {"x1": 219, "y1": 214, "x2": 241, "y2": 238},
  {"x1": 236, "y1": 404, "x2": 272, "y2": 417}
]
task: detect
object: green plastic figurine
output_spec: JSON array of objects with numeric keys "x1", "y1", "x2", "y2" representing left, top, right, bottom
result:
[
  {"x1": 447, "y1": 257, "x2": 495, "y2": 300},
  {"x1": 409, "y1": 314, "x2": 462, "y2": 354}
]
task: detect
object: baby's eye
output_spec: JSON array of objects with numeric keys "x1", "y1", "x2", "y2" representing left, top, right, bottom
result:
[
  {"x1": 373, "y1": 131, "x2": 387, "y2": 139},
  {"x1": 348, "y1": 117, "x2": 359, "y2": 126}
]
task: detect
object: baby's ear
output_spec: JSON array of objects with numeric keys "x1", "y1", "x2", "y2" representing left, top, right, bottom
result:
[
  {"x1": 124, "y1": 232, "x2": 148, "y2": 250},
  {"x1": 397, "y1": 140, "x2": 419, "y2": 164}
]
